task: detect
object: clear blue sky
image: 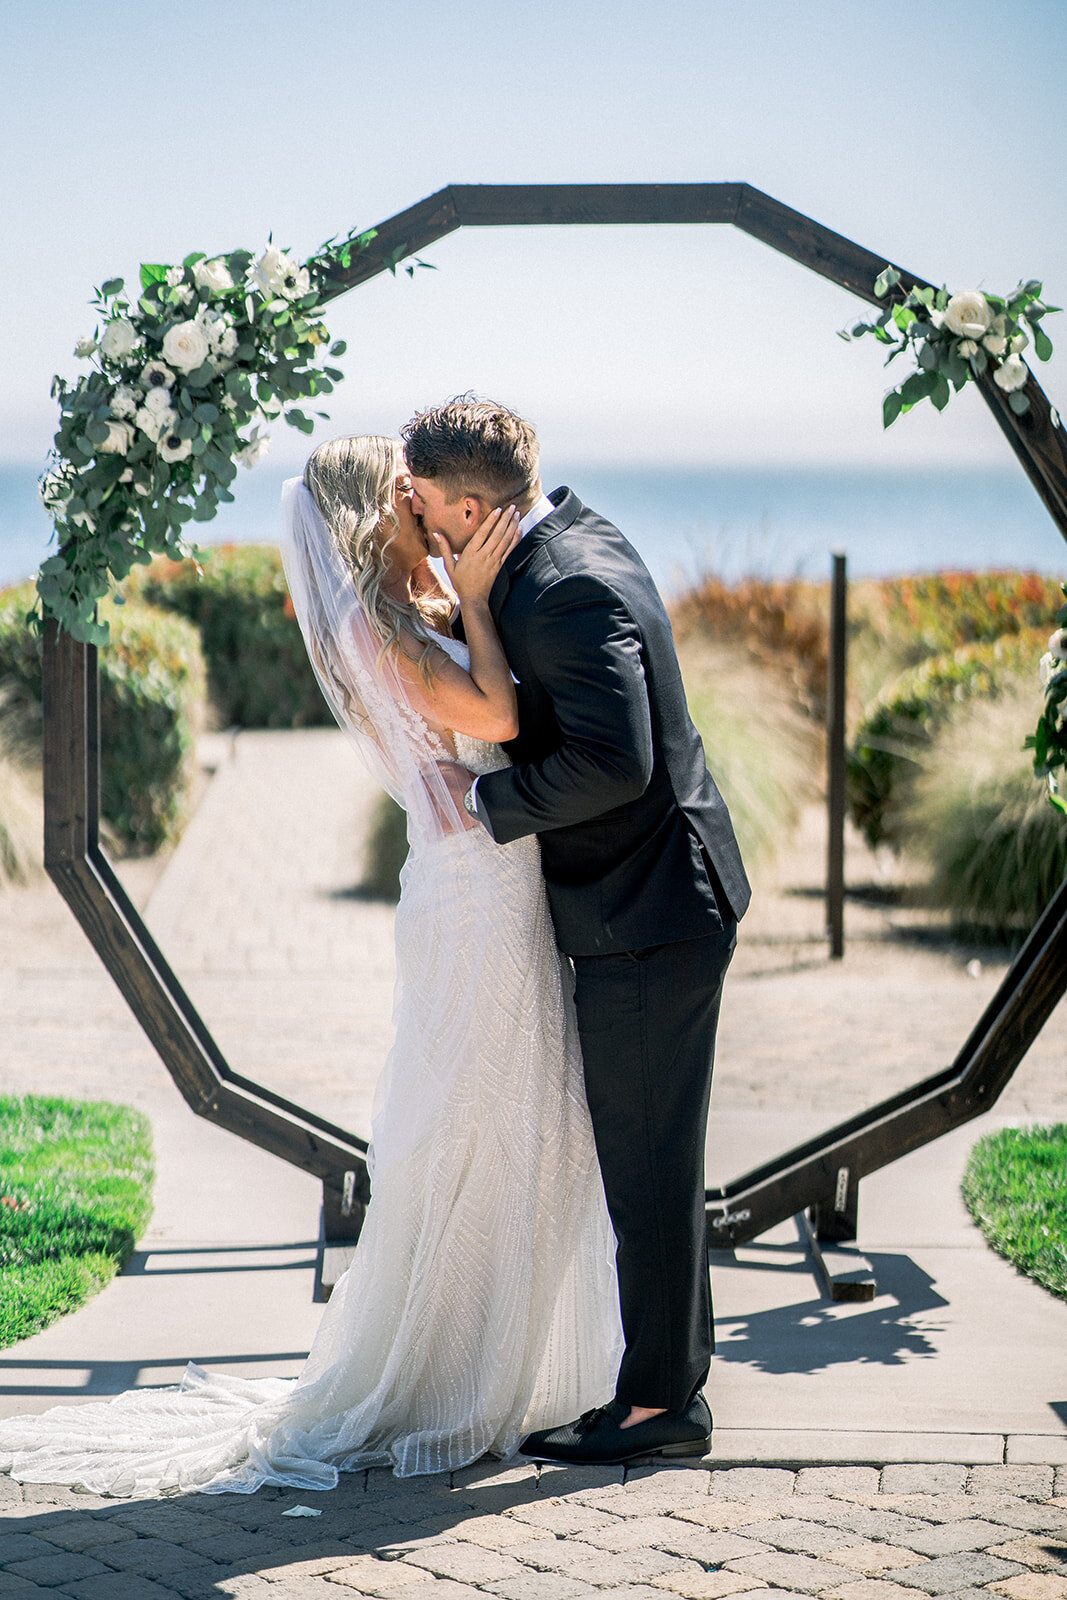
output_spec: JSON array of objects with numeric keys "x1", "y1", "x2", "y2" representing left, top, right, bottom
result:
[{"x1": 2, "y1": 0, "x2": 1066, "y2": 475}]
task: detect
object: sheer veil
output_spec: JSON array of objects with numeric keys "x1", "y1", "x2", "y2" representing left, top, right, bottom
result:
[{"x1": 279, "y1": 475, "x2": 466, "y2": 849}]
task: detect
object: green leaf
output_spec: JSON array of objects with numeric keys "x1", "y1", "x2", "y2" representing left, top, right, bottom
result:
[
  {"x1": 284, "y1": 409, "x2": 315, "y2": 434},
  {"x1": 140, "y1": 263, "x2": 170, "y2": 289},
  {"x1": 900, "y1": 369, "x2": 936, "y2": 404},
  {"x1": 1034, "y1": 325, "x2": 1054, "y2": 362},
  {"x1": 1008, "y1": 391, "x2": 1031, "y2": 415},
  {"x1": 943, "y1": 350, "x2": 968, "y2": 388},
  {"x1": 874, "y1": 266, "x2": 901, "y2": 297},
  {"x1": 101, "y1": 277, "x2": 124, "y2": 297},
  {"x1": 930, "y1": 373, "x2": 952, "y2": 411},
  {"x1": 882, "y1": 390, "x2": 903, "y2": 428},
  {"x1": 329, "y1": 340, "x2": 347, "y2": 357},
  {"x1": 892, "y1": 305, "x2": 917, "y2": 333},
  {"x1": 918, "y1": 339, "x2": 939, "y2": 371},
  {"x1": 194, "y1": 402, "x2": 220, "y2": 423}
]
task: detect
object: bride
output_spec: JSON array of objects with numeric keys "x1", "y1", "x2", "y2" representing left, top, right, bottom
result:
[{"x1": 0, "y1": 435, "x2": 622, "y2": 1496}]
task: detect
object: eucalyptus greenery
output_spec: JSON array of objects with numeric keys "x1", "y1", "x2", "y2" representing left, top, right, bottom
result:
[
  {"x1": 32, "y1": 224, "x2": 400, "y2": 645},
  {"x1": 1027, "y1": 584, "x2": 1067, "y2": 815},
  {"x1": 841, "y1": 268, "x2": 1059, "y2": 428}
]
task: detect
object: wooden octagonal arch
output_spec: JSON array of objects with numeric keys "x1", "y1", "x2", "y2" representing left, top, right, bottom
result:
[{"x1": 42, "y1": 184, "x2": 1067, "y2": 1295}]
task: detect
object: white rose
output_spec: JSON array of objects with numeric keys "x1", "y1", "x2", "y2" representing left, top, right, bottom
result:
[
  {"x1": 943, "y1": 291, "x2": 992, "y2": 339},
  {"x1": 215, "y1": 326, "x2": 238, "y2": 358},
  {"x1": 110, "y1": 385, "x2": 140, "y2": 419},
  {"x1": 120, "y1": 468, "x2": 134, "y2": 483},
  {"x1": 165, "y1": 266, "x2": 185, "y2": 287},
  {"x1": 135, "y1": 403, "x2": 178, "y2": 442},
  {"x1": 71, "y1": 510, "x2": 96, "y2": 531},
  {"x1": 193, "y1": 257, "x2": 234, "y2": 294},
  {"x1": 99, "y1": 318, "x2": 140, "y2": 362},
  {"x1": 236, "y1": 426, "x2": 271, "y2": 469},
  {"x1": 157, "y1": 429, "x2": 193, "y2": 463},
  {"x1": 982, "y1": 333, "x2": 1008, "y2": 356},
  {"x1": 993, "y1": 354, "x2": 1028, "y2": 393},
  {"x1": 161, "y1": 319, "x2": 211, "y2": 375},
  {"x1": 74, "y1": 336, "x2": 97, "y2": 359},
  {"x1": 991, "y1": 313, "x2": 1008, "y2": 336},
  {"x1": 1010, "y1": 331, "x2": 1029, "y2": 353},
  {"x1": 251, "y1": 244, "x2": 310, "y2": 301},
  {"x1": 140, "y1": 359, "x2": 175, "y2": 390},
  {"x1": 143, "y1": 384, "x2": 176, "y2": 417},
  {"x1": 98, "y1": 420, "x2": 134, "y2": 455},
  {"x1": 1049, "y1": 629, "x2": 1067, "y2": 661},
  {"x1": 221, "y1": 393, "x2": 237, "y2": 413},
  {"x1": 957, "y1": 338, "x2": 979, "y2": 359}
]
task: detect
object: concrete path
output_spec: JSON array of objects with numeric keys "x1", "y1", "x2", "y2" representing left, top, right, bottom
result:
[{"x1": 2, "y1": 728, "x2": 1066, "y2": 1594}]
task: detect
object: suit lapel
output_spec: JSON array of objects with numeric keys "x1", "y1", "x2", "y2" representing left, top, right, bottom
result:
[{"x1": 489, "y1": 487, "x2": 581, "y2": 623}]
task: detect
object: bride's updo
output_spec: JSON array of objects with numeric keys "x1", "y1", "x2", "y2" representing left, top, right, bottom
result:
[{"x1": 303, "y1": 435, "x2": 451, "y2": 677}]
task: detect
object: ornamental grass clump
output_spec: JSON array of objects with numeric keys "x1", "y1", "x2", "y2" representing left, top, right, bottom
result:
[
  {"x1": 671, "y1": 576, "x2": 830, "y2": 719},
  {"x1": 908, "y1": 691, "x2": 1067, "y2": 940},
  {"x1": 847, "y1": 627, "x2": 1047, "y2": 848},
  {"x1": 0, "y1": 1096, "x2": 154, "y2": 1348}
]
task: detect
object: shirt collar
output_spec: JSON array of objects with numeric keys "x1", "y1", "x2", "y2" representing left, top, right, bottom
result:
[{"x1": 517, "y1": 492, "x2": 556, "y2": 538}]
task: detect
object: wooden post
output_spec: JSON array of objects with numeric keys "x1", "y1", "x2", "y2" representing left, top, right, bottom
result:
[{"x1": 826, "y1": 552, "x2": 847, "y2": 960}]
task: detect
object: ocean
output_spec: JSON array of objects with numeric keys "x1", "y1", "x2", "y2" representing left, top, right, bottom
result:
[{"x1": 2, "y1": 460, "x2": 1065, "y2": 598}]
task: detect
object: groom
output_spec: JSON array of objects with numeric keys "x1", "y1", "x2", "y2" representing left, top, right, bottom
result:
[{"x1": 403, "y1": 398, "x2": 751, "y2": 1464}]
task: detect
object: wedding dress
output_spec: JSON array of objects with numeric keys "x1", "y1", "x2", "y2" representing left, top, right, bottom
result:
[{"x1": 0, "y1": 480, "x2": 622, "y2": 1496}]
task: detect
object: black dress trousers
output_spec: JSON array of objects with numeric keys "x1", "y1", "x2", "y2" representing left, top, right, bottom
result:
[{"x1": 571, "y1": 921, "x2": 737, "y2": 1412}]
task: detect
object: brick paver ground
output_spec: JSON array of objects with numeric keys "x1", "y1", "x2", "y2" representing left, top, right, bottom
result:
[{"x1": 1, "y1": 1460, "x2": 1065, "y2": 1599}]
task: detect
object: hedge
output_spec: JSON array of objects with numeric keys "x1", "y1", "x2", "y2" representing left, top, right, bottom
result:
[
  {"x1": 860, "y1": 571, "x2": 1063, "y2": 665},
  {"x1": 126, "y1": 544, "x2": 331, "y2": 729},
  {"x1": 0, "y1": 584, "x2": 206, "y2": 852},
  {"x1": 847, "y1": 627, "x2": 1047, "y2": 848}
]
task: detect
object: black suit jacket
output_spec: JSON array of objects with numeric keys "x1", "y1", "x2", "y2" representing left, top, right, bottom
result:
[{"x1": 475, "y1": 488, "x2": 751, "y2": 957}]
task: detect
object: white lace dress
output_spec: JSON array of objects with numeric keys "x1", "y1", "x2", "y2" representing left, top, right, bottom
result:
[{"x1": 0, "y1": 635, "x2": 623, "y2": 1496}]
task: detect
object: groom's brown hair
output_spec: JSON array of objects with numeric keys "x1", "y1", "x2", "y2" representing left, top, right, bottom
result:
[{"x1": 401, "y1": 396, "x2": 539, "y2": 505}]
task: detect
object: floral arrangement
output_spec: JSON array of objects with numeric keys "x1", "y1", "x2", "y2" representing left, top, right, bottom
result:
[
  {"x1": 1028, "y1": 585, "x2": 1067, "y2": 815},
  {"x1": 34, "y1": 227, "x2": 381, "y2": 644},
  {"x1": 842, "y1": 268, "x2": 1059, "y2": 428}
]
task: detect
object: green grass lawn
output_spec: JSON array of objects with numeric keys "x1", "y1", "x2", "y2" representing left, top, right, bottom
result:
[
  {"x1": 962, "y1": 1124, "x2": 1067, "y2": 1302},
  {"x1": 0, "y1": 1095, "x2": 154, "y2": 1348}
]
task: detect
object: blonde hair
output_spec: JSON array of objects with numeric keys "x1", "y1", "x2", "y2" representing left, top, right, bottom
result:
[{"x1": 303, "y1": 435, "x2": 452, "y2": 682}]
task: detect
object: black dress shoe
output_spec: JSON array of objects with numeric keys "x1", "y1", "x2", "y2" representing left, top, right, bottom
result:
[{"x1": 519, "y1": 1393, "x2": 712, "y2": 1465}]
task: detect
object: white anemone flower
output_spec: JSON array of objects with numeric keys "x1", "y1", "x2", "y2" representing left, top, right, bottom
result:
[
  {"x1": 141, "y1": 359, "x2": 175, "y2": 391},
  {"x1": 157, "y1": 429, "x2": 193, "y2": 463}
]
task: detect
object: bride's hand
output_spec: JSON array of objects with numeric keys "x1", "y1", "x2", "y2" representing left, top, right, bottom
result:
[{"x1": 433, "y1": 506, "x2": 520, "y2": 606}]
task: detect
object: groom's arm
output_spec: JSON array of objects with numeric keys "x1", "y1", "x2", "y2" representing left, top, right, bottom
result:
[{"x1": 474, "y1": 573, "x2": 654, "y2": 844}]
